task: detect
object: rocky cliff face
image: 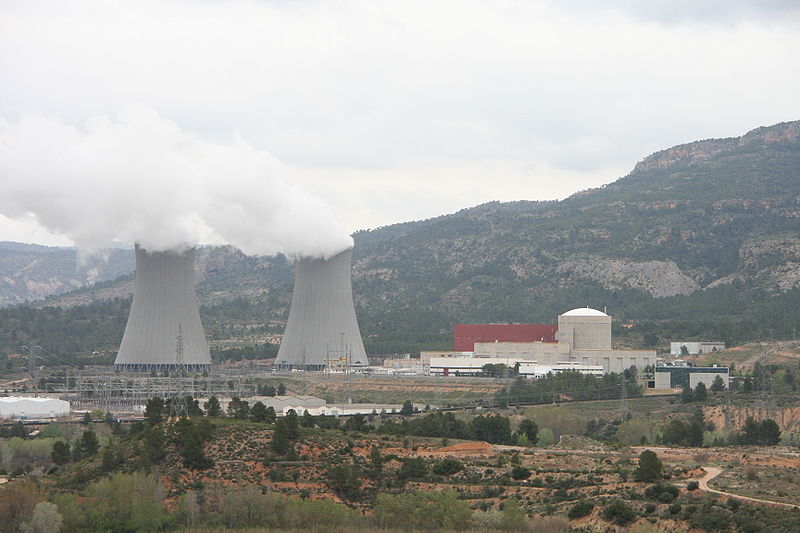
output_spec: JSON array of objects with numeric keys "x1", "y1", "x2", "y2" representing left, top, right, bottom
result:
[
  {"x1": 557, "y1": 258, "x2": 699, "y2": 297},
  {"x1": 633, "y1": 121, "x2": 800, "y2": 173},
  {"x1": 704, "y1": 404, "x2": 800, "y2": 433}
]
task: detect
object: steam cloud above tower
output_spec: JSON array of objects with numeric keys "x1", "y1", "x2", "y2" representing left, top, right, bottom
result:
[{"x1": 0, "y1": 106, "x2": 353, "y2": 258}]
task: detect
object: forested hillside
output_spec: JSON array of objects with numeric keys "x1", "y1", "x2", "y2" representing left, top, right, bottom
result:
[{"x1": 1, "y1": 121, "x2": 799, "y2": 358}]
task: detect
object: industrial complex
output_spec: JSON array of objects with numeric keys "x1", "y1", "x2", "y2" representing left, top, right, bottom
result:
[
  {"x1": 1, "y1": 243, "x2": 729, "y2": 421},
  {"x1": 426, "y1": 307, "x2": 656, "y2": 376}
]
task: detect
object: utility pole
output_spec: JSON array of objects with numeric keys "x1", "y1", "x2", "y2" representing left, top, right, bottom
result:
[{"x1": 620, "y1": 372, "x2": 629, "y2": 422}]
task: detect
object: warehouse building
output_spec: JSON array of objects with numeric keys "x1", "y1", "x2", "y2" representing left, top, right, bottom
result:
[
  {"x1": 428, "y1": 357, "x2": 604, "y2": 378},
  {"x1": 453, "y1": 324, "x2": 557, "y2": 351},
  {"x1": 0, "y1": 397, "x2": 70, "y2": 419},
  {"x1": 428, "y1": 356, "x2": 526, "y2": 376}
]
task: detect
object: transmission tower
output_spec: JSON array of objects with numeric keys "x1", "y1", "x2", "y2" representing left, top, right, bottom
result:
[{"x1": 168, "y1": 324, "x2": 190, "y2": 418}]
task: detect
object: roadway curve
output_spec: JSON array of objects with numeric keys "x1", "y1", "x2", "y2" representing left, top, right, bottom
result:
[{"x1": 696, "y1": 467, "x2": 800, "y2": 509}]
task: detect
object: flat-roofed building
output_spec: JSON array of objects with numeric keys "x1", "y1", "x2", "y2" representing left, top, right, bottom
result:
[
  {"x1": 654, "y1": 366, "x2": 729, "y2": 389},
  {"x1": 428, "y1": 356, "x2": 526, "y2": 376},
  {"x1": 0, "y1": 397, "x2": 70, "y2": 419},
  {"x1": 670, "y1": 342, "x2": 726, "y2": 356},
  {"x1": 518, "y1": 361, "x2": 605, "y2": 378}
]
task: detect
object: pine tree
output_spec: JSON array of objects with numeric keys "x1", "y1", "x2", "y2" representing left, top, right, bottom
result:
[
  {"x1": 250, "y1": 401, "x2": 268, "y2": 422},
  {"x1": 203, "y1": 396, "x2": 221, "y2": 417},
  {"x1": 694, "y1": 382, "x2": 708, "y2": 402},
  {"x1": 144, "y1": 397, "x2": 165, "y2": 426},
  {"x1": 680, "y1": 382, "x2": 694, "y2": 403},
  {"x1": 633, "y1": 450, "x2": 663, "y2": 482},
  {"x1": 711, "y1": 375, "x2": 726, "y2": 391},
  {"x1": 51, "y1": 441, "x2": 71, "y2": 465}
]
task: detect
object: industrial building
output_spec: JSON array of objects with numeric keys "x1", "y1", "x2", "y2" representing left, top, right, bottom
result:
[
  {"x1": 114, "y1": 245, "x2": 211, "y2": 372},
  {"x1": 518, "y1": 361, "x2": 604, "y2": 378},
  {"x1": 286, "y1": 402, "x2": 407, "y2": 417},
  {"x1": 471, "y1": 308, "x2": 655, "y2": 373},
  {"x1": 654, "y1": 365, "x2": 730, "y2": 389},
  {"x1": 243, "y1": 395, "x2": 327, "y2": 414},
  {"x1": 670, "y1": 341, "x2": 726, "y2": 355},
  {"x1": 453, "y1": 324, "x2": 557, "y2": 351},
  {"x1": 428, "y1": 357, "x2": 603, "y2": 378},
  {"x1": 276, "y1": 248, "x2": 367, "y2": 370},
  {"x1": 429, "y1": 356, "x2": 526, "y2": 376},
  {"x1": 0, "y1": 397, "x2": 70, "y2": 419}
]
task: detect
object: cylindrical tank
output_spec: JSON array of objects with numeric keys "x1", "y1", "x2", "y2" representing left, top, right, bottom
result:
[
  {"x1": 277, "y1": 247, "x2": 367, "y2": 370},
  {"x1": 114, "y1": 245, "x2": 211, "y2": 372},
  {"x1": 556, "y1": 307, "x2": 612, "y2": 350}
]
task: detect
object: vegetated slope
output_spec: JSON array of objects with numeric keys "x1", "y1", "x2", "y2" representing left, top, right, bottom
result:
[
  {"x1": 1, "y1": 121, "x2": 799, "y2": 356},
  {"x1": 0, "y1": 242, "x2": 134, "y2": 306},
  {"x1": 352, "y1": 121, "x2": 800, "y2": 313},
  {"x1": 348, "y1": 120, "x2": 800, "y2": 343}
]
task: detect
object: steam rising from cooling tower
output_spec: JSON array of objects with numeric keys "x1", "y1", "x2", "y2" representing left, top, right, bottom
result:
[
  {"x1": 0, "y1": 106, "x2": 353, "y2": 258},
  {"x1": 114, "y1": 245, "x2": 211, "y2": 372},
  {"x1": 277, "y1": 247, "x2": 367, "y2": 370},
  {"x1": 1, "y1": 107, "x2": 360, "y2": 373}
]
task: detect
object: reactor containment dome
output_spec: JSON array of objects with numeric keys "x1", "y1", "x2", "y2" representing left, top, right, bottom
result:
[
  {"x1": 277, "y1": 248, "x2": 367, "y2": 370},
  {"x1": 114, "y1": 245, "x2": 212, "y2": 373}
]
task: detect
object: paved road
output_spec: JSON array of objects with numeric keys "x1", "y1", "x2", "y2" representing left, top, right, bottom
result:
[{"x1": 696, "y1": 466, "x2": 800, "y2": 509}]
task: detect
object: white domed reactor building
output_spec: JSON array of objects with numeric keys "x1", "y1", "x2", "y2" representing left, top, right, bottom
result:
[
  {"x1": 114, "y1": 245, "x2": 211, "y2": 373},
  {"x1": 277, "y1": 248, "x2": 367, "y2": 370},
  {"x1": 474, "y1": 307, "x2": 655, "y2": 373},
  {"x1": 555, "y1": 307, "x2": 612, "y2": 350}
]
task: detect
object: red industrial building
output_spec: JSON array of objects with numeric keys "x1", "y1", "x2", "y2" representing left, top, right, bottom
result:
[{"x1": 453, "y1": 324, "x2": 558, "y2": 352}]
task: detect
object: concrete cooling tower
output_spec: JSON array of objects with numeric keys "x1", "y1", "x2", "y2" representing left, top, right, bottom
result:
[
  {"x1": 277, "y1": 248, "x2": 367, "y2": 370},
  {"x1": 114, "y1": 245, "x2": 211, "y2": 372}
]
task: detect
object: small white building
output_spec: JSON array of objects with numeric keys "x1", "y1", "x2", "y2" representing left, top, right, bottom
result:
[
  {"x1": 0, "y1": 397, "x2": 70, "y2": 419},
  {"x1": 518, "y1": 361, "x2": 605, "y2": 378},
  {"x1": 289, "y1": 403, "x2": 406, "y2": 417},
  {"x1": 428, "y1": 356, "x2": 526, "y2": 376},
  {"x1": 670, "y1": 342, "x2": 725, "y2": 355}
]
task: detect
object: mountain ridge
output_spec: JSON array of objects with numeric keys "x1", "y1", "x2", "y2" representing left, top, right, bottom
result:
[{"x1": 1, "y1": 120, "x2": 799, "y2": 355}]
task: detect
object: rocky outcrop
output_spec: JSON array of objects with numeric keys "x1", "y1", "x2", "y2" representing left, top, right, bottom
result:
[
  {"x1": 557, "y1": 258, "x2": 699, "y2": 298},
  {"x1": 704, "y1": 405, "x2": 800, "y2": 433},
  {"x1": 633, "y1": 121, "x2": 800, "y2": 173}
]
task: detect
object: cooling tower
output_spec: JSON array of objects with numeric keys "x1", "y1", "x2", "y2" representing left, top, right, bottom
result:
[
  {"x1": 277, "y1": 247, "x2": 367, "y2": 370},
  {"x1": 114, "y1": 245, "x2": 211, "y2": 372}
]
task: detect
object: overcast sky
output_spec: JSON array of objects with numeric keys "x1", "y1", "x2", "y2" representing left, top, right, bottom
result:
[{"x1": 1, "y1": 0, "x2": 799, "y2": 247}]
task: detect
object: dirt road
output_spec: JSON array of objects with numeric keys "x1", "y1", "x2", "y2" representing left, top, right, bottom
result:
[{"x1": 696, "y1": 467, "x2": 800, "y2": 509}]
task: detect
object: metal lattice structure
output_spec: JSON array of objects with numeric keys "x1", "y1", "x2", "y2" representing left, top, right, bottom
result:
[{"x1": 52, "y1": 373, "x2": 255, "y2": 413}]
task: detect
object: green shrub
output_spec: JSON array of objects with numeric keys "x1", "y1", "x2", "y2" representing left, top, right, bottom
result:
[
  {"x1": 602, "y1": 499, "x2": 636, "y2": 526},
  {"x1": 432, "y1": 458, "x2": 463, "y2": 476},
  {"x1": 511, "y1": 465, "x2": 531, "y2": 480},
  {"x1": 374, "y1": 491, "x2": 472, "y2": 530},
  {"x1": 567, "y1": 499, "x2": 595, "y2": 519},
  {"x1": 398, "y1": 457, "x2": 428, "y2": 481}
]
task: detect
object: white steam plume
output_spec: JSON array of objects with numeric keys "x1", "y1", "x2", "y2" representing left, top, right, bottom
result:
[{"x1": 0, "y1": 107, "x2": 353, "y2": 258}]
